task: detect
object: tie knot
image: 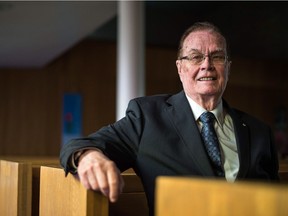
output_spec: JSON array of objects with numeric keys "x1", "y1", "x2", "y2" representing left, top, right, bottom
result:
[{"x1": 199, "y1": 112, "x2": 215, "y2": 124}]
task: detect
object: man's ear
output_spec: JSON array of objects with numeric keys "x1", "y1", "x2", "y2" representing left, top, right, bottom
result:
[
  {"x1": 176, "y1": 60, "x2": 182, "y2": 75},
  {"x1": 176, "y1": 60, "x2": 184, "y2": 83}
]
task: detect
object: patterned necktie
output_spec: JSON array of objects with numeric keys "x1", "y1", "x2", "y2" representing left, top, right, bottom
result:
[{"x1": 199, "y1": 112, "x2": 224, "y2": 177}]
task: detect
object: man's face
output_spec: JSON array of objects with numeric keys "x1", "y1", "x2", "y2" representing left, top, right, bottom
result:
[{"x1": 176, "y1": 30, "x2": 231, "y2": 102}]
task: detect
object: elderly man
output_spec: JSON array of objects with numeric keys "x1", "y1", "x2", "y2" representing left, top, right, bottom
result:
[{"x1": 60, "y1": 22, "x2": 279, "y2": 216}]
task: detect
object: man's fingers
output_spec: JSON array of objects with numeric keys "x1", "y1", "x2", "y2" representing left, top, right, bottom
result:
[
  {"x1": 78, "y1": 172, "x2": 91, "y2": 190},
  {"x1": 76, "y1": 150, "x2": 125, "y2": 202},
  {"x1": 107, "y1": 168, "x2": 123, "y2": 202},
  {"x1": 93, "y1": 164, "x2": 109, "y2": 196},
  {"x1": 78, "y1": 166, "x2": 99, "y2": 190}
]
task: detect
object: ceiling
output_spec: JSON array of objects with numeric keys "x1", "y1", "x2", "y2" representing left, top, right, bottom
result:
[
  {"x1": 1, "y1": 1, "x2": 287, "y2": 68},
  {"x1": 0, "y1": 1, "x2": 117, "y2": 68}
]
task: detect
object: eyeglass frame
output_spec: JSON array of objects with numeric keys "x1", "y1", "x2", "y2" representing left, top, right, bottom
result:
[{"x1": 178, "y1": 51, "x2": 229, "y2": 65}]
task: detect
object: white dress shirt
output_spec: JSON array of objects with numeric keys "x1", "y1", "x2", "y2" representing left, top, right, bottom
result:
[{"x1": 186, "y1": 95, "x2": 239, "y2": 182}]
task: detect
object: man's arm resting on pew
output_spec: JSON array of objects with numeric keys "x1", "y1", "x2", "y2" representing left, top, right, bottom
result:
[{"x1": 71, "y1": 149, "x2": 125, "y2": 203}]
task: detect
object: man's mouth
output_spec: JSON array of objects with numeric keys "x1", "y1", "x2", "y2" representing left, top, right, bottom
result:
[{"x1": 198, "y1": 77, "x2": 216, "y2": 81}]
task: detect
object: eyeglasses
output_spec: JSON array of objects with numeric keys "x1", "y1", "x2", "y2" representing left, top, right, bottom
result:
[{"x1": 179, "y1": 52, "x2": 228, "y2": 65}]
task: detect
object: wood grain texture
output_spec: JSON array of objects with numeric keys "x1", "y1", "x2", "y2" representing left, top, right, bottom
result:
[
  {"x1": 0, "y1": 160, "x2": 32, "y2": 216},
  {"x1": 39, "y1": 166, "x2": 149, "y2": 216},
  {"x1": 39, "y1": 166, "x2": 108, "y2": 216},
  {"x1": 156, "y1": 177, "x2": 288, "y2": 216},
  {"x1": 0, "y1": 157, "x2": 59, "y2": 216}
]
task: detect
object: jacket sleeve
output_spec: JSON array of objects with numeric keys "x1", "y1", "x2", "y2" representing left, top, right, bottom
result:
[{"x1": 59, "y1": 99, "x2": 143, "y2": 175}]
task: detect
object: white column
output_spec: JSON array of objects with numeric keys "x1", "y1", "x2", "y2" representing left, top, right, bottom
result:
[{"x1": 116, "y1": 0, "x2": 145, "y2": 120}]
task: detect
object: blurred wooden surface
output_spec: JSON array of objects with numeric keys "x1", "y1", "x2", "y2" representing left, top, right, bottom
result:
[
  {"x1": 109, "y1": 168, "x2": 148, "y2": 216},
  {"x1": 0, "y1": 157, "x2": 59, "y2": 216},
  {"x1": 0, "y1": 159, "x2": 31, "y2": 216},
  {"x1": 156, "y1": 177, "x2": 288, "y2": 216},
  {"x1": 39, "y1": 165, "x2": 108, "y2": 216},
  {"x1": 39, "y1": 166, "x2": 148, "y2": 216}
]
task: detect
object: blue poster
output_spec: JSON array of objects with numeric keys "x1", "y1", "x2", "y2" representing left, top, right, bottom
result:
[{"x1": 62, "y1": 93, "x2": 82, "y2": 146}]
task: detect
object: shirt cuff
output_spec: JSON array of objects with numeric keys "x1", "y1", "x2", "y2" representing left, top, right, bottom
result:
[{"x1": 70, "y1": 148, "x2": 103, "y2": 171}]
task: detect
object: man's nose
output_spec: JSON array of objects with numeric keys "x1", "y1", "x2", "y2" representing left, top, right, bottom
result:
[{"x1": 200, "y1": 56, "x2": 214, "y2": 70}]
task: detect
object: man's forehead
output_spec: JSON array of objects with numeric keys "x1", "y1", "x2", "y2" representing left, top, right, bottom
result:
[
  {"x1": 185, "y1": 30, "x2": 225, "y2": 43},
  {"x1": 183, "y1": 30, "x2": 226, "y2": 50}
]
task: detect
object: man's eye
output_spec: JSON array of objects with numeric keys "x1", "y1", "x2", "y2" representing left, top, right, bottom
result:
[
  {"x1": 212, "y1": 55, "x2": 225, "y2": 60},
  {"x1": 191, "y1": 55, "x2": 203, "y2": 60}
]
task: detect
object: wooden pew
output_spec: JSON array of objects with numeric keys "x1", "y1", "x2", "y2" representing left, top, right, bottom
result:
[
  {"x1": 0, "y1": 159, "x2": 32, "y2": 216},
  {"x1": 39, "y1": 166, "x2": 149, "y2": 216},
  {"x1": 155, "y1": 177, "x2": 288, "y2": 216},
  {"x1": 39, "y1": 166, "x2": 108, "y2": 216},
  {"x1": 0, "y1": 157, "x2": 59, "y2": 216},
  {"x1": 109, "y1": 169, "x2": 148, "y2": 216}
]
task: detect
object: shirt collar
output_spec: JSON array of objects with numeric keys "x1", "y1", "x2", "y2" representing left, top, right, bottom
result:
[{"x1": 185, "y1": 94, "x2": 224, "y2": 126}]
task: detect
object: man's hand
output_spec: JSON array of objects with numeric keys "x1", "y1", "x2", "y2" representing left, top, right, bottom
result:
[{"x1": 77, "y1": 149, "x2": 124, "y2": 202}]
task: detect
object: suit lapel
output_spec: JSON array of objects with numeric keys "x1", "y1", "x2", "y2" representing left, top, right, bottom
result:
[
  {"x1": 225, "y1": 102, "x2": 250, "y2": 179},
  {"x1": 165, "y1": 91, "x2": 214, "y2": 176}
]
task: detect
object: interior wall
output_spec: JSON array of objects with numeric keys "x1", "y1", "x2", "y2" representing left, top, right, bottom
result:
[
  {"x1": 224, "y1": 58, "x2": 288, "y2": 126},
  {"x1": 0, "y1": 40, "x2": 117, "y2": 156},
  {"x1": 0, "y1": 40, "x2": 287, "y2": 156}
]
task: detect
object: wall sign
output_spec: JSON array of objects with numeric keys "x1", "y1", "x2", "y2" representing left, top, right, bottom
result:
[{"x1": 62, "y1": 93, "x2": 82, "y2": 146}]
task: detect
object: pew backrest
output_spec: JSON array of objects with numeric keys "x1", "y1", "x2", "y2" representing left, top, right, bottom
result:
[
  {"x1": 39, "y1": 166, "x2": 149, "y2": 216},
  {"x1": 156, "y1": 176, "x2": 288, "y2": 216},
  {"x1": 39, "y1": 166, "x2": 108, "y2": 216},
  {"x1": 0, "y1": 160, "x2": 32, "y2": 216},
  {"x1": 0, "y1": 157, "x2": 59, "y2": 216}
]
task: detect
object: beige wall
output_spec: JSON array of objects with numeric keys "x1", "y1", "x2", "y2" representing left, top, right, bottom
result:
[{"x1": 0, "y1": 40, "x2": 287, "y2": 156}]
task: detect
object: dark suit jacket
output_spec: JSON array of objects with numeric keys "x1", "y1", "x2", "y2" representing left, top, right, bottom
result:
[{"x1": 60, "y1": 91, "x2": 279, "y2": 216}]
